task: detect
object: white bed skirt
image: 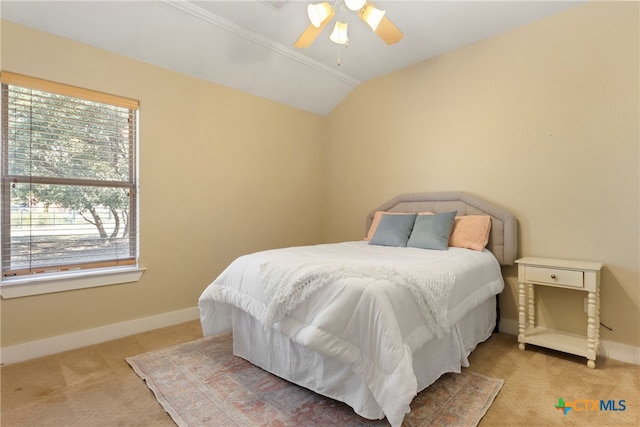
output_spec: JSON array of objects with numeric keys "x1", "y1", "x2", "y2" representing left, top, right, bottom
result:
[{"x1": 230, "y1": 296, "x2": 497, "y2": 421}]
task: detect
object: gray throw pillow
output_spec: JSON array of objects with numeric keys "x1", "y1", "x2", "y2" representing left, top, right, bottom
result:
[
  {"x1": 368, "y1": 214, "x2": 417, "y2": 247},
  {"x1": 407, "y1": 211, "x2": 457, "y2": 250}
]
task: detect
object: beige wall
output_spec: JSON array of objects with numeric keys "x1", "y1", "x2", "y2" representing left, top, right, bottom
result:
[
  {"x1": 325, "y1": 1, "x2": 640, "y2": 347},
  {"x1": 2, "y1": 1, "x2": 639, "y2": 352},
  {"x1": 0, "y1": 21, "x2": 326, "y2": 346}
]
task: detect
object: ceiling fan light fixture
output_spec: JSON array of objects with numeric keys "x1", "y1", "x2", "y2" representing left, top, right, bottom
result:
[
  {"x1": 329, "y1": 21, "x2": 348, "y2": 45},
  {"x1": 307, "y1": 2, "x2": 333, "y2": 28},
  {"x1": 344, "y1": 0, "x2": 366, "y2": 11},
  {"x1": 361, "y1": 4, "x2": 385, "y2": 31}
]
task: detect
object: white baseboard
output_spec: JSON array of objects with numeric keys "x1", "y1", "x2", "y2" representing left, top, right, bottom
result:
[
  {"x1": 0, "y1": 306, "x2": 200, "y2": 365},
  {"x1": 499, "y1": 318, "x2": 640, "y2": 366},
  {"x1": 3, "y1": 311, "x2": 637, "y2": 366}
]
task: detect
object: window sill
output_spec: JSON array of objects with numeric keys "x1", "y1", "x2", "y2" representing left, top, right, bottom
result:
[{"x1": 0, "y1": 266, "x2": 146, "y2": 299}]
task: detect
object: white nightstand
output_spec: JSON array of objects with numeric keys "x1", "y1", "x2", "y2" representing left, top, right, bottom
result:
[{"x1": 515, "y1": 257, "x2": 603, "y2": 368}]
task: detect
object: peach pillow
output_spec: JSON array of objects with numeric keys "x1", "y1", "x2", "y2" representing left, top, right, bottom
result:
[
  {"x1": 448, "y1": 215, "x2": 492, "y2": 251},
  {"x1": 365, "y1": 211, "x2": 433, "y2": 241}
]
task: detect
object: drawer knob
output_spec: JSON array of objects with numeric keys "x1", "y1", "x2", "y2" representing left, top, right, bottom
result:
[{"x1": 550, "y1": 274, "x2": 557, "y2": 279}]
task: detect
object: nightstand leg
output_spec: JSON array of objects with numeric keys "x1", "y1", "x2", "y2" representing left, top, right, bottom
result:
[
  {"x1": 587, "y1": 291, "x2": 598, "y2": 369},
  {"x1": 528, "y1": 284, "x2": 535, "y2": 328},
  {"x1": 518, "y1": 282, "x2": 526, "y2": 350},
  {"x1": 596, "y1": 284, "x2": 601, "y2": 348}
]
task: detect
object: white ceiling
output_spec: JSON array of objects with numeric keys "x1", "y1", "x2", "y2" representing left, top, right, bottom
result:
[{"x1": 1, "y1": 0, "x2": 584, "y2": 115}]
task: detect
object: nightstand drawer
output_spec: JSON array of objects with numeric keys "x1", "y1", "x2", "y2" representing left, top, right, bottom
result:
[{"x1": 525, "y1": 266, "x2": 584, "y2": 288}]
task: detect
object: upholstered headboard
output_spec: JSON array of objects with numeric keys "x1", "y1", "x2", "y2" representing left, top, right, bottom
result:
[{"x1": 366, "y1": 192, "x2": 518, "y2": 266}]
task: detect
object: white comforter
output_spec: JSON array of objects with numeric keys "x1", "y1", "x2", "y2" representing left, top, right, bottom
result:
[{"x1": 198, "y1": 241, "x2": 504, "y2": 427}]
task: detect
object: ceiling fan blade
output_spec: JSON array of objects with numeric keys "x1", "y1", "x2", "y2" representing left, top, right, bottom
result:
[
  {"x1": 375, "y1": 15, "x2": 404, "y2": 45},
  {"x1": 293, "y1": 24, "x2": 322, "y2": 48},
  {"x1": 294, "y1": 9, "x2": 335, "y2": 49},
  {"x1": 357, "y1": 2, "x2": 403, "y2": 45}
]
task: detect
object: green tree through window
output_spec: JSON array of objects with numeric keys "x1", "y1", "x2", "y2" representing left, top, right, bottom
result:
[{"x1": 1, "y1": 73, "x2": 139, "y2": 277}]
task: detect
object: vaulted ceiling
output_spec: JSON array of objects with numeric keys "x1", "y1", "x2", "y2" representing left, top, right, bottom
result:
[{"x1": 1, "y1": 1, "x2": 584, "y2": 115}]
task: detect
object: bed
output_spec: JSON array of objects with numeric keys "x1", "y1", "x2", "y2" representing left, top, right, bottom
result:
[{"x1": 199, "y1": 191, "x2": 517, "y2": 426}]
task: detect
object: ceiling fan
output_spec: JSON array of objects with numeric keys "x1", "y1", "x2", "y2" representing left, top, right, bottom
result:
[{"x1": 294, "y1": 0, "x2": 404, "y2": 48}]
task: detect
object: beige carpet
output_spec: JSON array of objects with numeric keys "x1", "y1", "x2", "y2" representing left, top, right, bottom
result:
[
  {"x1": 127, "y1": 332, "x2": 503, "y2": 427},
  {"x1": 2, "y1": 321, "x2": 639, "y2": 426}
]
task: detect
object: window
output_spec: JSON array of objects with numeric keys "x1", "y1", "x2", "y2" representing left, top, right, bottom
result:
[{"x1": 1, "y1": 72, "x2": 141, "y2": 296}]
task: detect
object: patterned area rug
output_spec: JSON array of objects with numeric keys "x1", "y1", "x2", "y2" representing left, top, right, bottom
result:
[{"x1": 127, "y1": 333, "x2": 502, "y2": 427}]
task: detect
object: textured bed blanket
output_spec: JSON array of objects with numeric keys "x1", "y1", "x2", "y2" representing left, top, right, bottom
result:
[
  {"x1": 261, "y1": 258, "x2": 454, "y2": 339},
  {"x1": 199, "y1": 241, "x2": 503, "y2": 427}
]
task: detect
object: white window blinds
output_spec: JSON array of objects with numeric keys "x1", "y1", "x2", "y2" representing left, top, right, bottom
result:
[{"x1": 1, "y1": 72, "x2": 139, "y2": 278}]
